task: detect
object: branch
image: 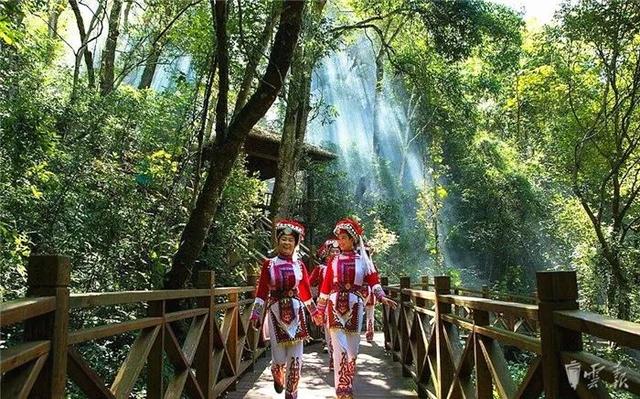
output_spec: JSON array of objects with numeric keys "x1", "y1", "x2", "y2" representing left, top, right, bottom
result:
[
  {"x1": 621, "y1": 214, "x2": 640, "y2": 242},
  {"x1": 619, "y1": 167, "x2": 640, "y2": 222},
  {"x1": 213, "y1": 0, "x2": 229, "y2": 145},
  {"x1": 620, "y1": 48, "x2": 640, "y2": 144},
  {"x1": 227, "y1": 1, "x2": 304, "y2": 144},
  {"x1": 328, "y1": 8, "x2": 406, "y2": 35},
  {"x1": 112, "y1": 0, "x2": 203, "y2": 88}
]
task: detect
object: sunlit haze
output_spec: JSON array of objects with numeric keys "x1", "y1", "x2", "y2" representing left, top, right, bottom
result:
[{"x1": 490, "y1": 0, "x2": 564, "y2": 25}]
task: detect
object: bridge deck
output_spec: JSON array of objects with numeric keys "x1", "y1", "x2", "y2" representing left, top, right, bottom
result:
[{"x1": 227, "y1": 332, "x2": 417, "y2": 398}]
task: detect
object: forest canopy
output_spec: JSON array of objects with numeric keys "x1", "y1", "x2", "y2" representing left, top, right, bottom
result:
[{"x1": 1, "y1": 0, "x2": 638, "y2": 326}]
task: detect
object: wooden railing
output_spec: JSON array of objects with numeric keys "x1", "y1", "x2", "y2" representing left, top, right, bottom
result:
[
  {"x1": 380, "y1": 272, "x2": 640, "y2": 399},
  {"x1": 0, "y1": 255, "x2": 266, "y2": 399}
]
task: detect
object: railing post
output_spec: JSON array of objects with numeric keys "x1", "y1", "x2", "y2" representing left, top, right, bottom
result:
[
  {"x1": 147, "y1": 300, "x2": 165, "y2": 398},
  {"x1": 195, "y1": 271, "x2": 215, "y2": 398},
  {"x1": 399, "y1": 276, "x2": 411, "y2": 377},
  {"x1": 420, "y1": 275, "x2": 429, "y2": 290},
  {"x1": 537, "y1": 271, "x2": 581, "y2": 399},
  {"x1": 415, "y1": 276, "x2": 429, "y2": 398},
  {"x1": 416, "y1": 276, "x2": 429, "y2": 308},
  {"x1": 481, "y1": 285, "x2": 489, "y2": 299},
  {"x1": 434, "y1": 276, "x2": 453, "y2": 399},
  {"x1": 246, "y1": 274, "x2": 260, "y2": 370},
  {"x1": 24, "y1": 255, "x2": 70, "y2": 398},
  {"x1": 380, "y1": 276, "x2": 391, "y2": 351},
  {"x1": 473, "y1": 289, "x2": 492, "y2": 399},
  {"x1": 228, "y1": 289, "x2": 239, "y2": 391}
]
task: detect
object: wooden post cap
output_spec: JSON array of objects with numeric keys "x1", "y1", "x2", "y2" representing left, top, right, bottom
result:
[
  {"x1": 536, "y1": 271, "x2": 578, "y2": 302},
  {"x1": 434, "y1": 276, "x2": 451, "y2": 293},
  {"x1": 197, "y1": 270, "x2": 215, "y2": 288},
  {"x1": 399, "y1": 276, "x2": 411, "y2": 288},
  {"x1": 27, "y1": 255, "x2": 71, "y2": 287},
  {"x1": 421, "y1": 275, "x2": 429, "y2": 288}
]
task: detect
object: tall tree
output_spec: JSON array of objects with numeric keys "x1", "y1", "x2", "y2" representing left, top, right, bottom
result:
[
  {"x1": 69, "y1": 0, "x2": 104, "y2": 90},
  {"x1": 164, "y1": 0, "x2": 304, "y2": 290},
  {"x1": 270, "y1": 1, "x2": 326, "y2": 218},
  {"x1": 559, "y1": 0, "x2": 640, "y2": 320},
  {"x1": 138, "y1": 2, "x2": 181, "y2": 90},
  {"x1": 232, "y1": 1, "x2": 281, "y2": 117},
  {"x1": 100, "y1": 0, "x2": 123, "y2": 96}
]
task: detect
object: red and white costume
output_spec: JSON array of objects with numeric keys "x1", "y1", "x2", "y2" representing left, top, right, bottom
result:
[
  {"x1": 314, "y1": 219, "x2": 387, "y2": 399},
  {"x1": 250, "y1": 220, "x2": 314, "y2": 399},
  {"x1": 360, "y1": 285, "x2": 376, "y2": 342},
  {"x1": 360, "y1": 245, "x2": 377, "y2": 343},
  {"x1": 309, "y1": 239, "x2": 339, "y2": 368}
]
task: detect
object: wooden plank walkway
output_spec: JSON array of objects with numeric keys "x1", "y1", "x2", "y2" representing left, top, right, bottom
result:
[{"x1": 226, "y1": 332, "x2": 418, "y2": 398}]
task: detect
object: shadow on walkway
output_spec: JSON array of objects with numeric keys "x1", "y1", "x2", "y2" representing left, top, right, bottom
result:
[{"x1": 226, "y1": 332, "x2": 417, "y2": 398}]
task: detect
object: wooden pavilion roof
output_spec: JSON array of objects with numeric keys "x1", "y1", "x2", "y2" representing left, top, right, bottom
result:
[{"x1": 243, "y1": 125, "x2": 336, "y2": 180}]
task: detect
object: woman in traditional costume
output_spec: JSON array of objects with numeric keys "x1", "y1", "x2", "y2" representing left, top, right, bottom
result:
[
  {"x1": 250, "y1": 219, "x2": 315, "y2": 399},
  {"x1": 360, "y1": 243, "x2": 376, "y2": 343},
  {"x1": 312, "y1": 218, "x2": 397, "y2": 399},
  {"x1": 309, "y1": 238, "x2": 340, "y2": 368}
]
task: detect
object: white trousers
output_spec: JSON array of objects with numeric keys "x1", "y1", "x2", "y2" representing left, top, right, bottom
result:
[
  {"x1": 268, "y1": 316, "x2": 304, "y2": 398},
  {"x1": 365, "y1": 304, "x2": 375, "y2": 341},
  {"x1": 329, "y1": 302, "x2": 365, "y2": 398},
  {"x1": 325, "y1": 324, "x2": 333, "y2": 366}
]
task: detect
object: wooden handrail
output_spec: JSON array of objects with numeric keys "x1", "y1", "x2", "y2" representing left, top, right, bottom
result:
[
  {"x1": 0, "y1": 256, "x2": 267, "y2": 399},
  {"x1": 68, "y1": 286, "x2": 254, "y2": 309},
  {"x1": 69, "y1": 289, "x2": 214, "y2": 309},
  {"x1": 437, "y1": 294, "x2": 539, "y2": 321},
  {"x1": 4, "y1": 256, "x2": 639, "y2": 399},
  {"x1": 381, "y1": 273, "x2": 640, "y2": 398},
  {"x1": 0, "y1": 297, "x2": 56, "y2": 327},
  {"x1": 554, "y1": 309, "x2": 640, "y2": 350},
  {"x1": 0, "y1": 340, "x2": 51, "y2": 374},
  {"x1": 68, "y1": 317, "x2": 165, "y2": 345},
  {"x1": 410, "y1": 283, "x2": 536, "y2": 302}
]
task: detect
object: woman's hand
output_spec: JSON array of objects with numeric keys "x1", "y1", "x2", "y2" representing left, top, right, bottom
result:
[
  {"x1": 312, "y1": 309, "x2": 325, "y2": 326},
  {"x1": 249, "y1": 307, "x2": 262, "y2": 330},
  {"x1": 380, "y1": 296, "x2": 398, "y2": 310}
]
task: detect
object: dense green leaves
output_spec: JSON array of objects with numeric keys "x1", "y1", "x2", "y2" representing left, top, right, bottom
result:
[{"x1": 1, "y1": 0, "x2": 637, "y2": 319}]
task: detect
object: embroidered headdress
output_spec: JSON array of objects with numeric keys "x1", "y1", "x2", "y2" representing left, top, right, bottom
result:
[
  {"x1": 316, "y1": 238, "x2": 339, "y2": 260},
  {"x1": 333, "y1": 217, "x2": 364, "y2": 239},
  {"x1": 275, "y1": 219, "x2": 305, "y2": 244},
  {"x1": 333, "y1": 217, "x2": 375, "y2": 272}
]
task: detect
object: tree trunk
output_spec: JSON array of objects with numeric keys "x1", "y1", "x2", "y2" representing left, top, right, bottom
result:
[
  {"x1": 69, "y1": 0, "x2": 96, "y2": 89},
  {"x1": 99, "y1": 0, "x2": 123, "y2": 96},
  {"x1": 138, "y1": 44, "x2": 162, "y2": 90},
  {"x1": 270, "y1": 56, "x2": 313, "y2": 218},
  {"x1": 164, "y1": 0, "x2": 304, "y2": 290},
  {"x1": 47, "y1": 0, "x2": 66, "y2": 38},
  {"x1": 213, "y1": 0, "x2": 229, "y2": 145},
  {"x1": 270, "y1": 1, "x2": 325, "y2": 219},
  {"x1": 232, "y1": 1, "x2": 281, "y2": 118},
  {"x1": 122, "y1": 0, "x2": 133, "y2": 31},
  {"x1": 372, "y1": 48, "x2": 384, "y2": 157},
  {"x1": 192, "y1": 54, "x2": 218, "y2": 209},
  {"x1": 138, "y1": 3, "x2": 176, "y2": 90}
]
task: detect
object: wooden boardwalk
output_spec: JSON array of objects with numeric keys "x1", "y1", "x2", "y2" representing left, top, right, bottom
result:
[{"x1": 226, "y1": 332, "x2": 417, "y2": 399}]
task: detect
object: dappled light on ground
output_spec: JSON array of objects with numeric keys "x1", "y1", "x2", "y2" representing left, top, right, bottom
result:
[{"x1": 227, "y1": 332, "x2": 417, "y2": 398}]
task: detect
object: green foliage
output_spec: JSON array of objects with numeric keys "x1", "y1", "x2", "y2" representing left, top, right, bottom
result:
[
  {"x1": 1, "y1": 1, "x2": 639, "y2": 392},
  {"x1": 201, "y1": 156, "x2": 265, "y2": 286},
  {"x1": 0, "y1": 3, "x2": 265, "y2": 299}
]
